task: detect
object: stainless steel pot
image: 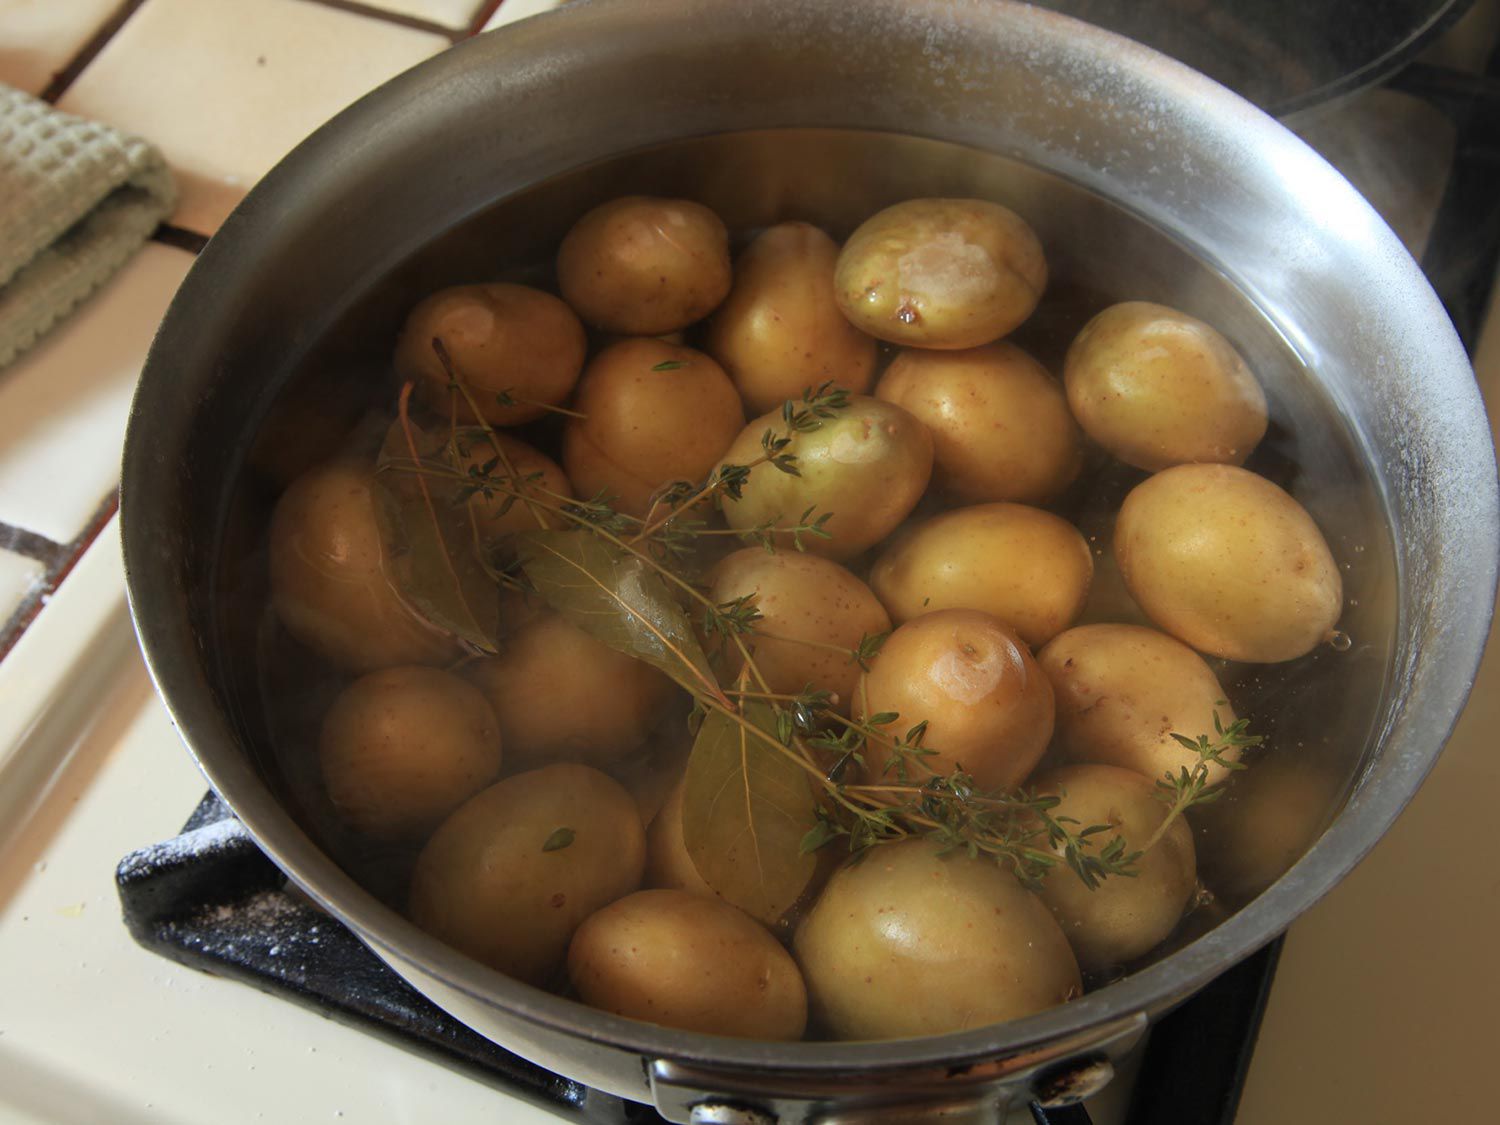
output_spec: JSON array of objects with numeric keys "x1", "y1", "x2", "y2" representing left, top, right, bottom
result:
[{"x1": 120, "y1": 1, "x2": 1499, "y2": 1121}]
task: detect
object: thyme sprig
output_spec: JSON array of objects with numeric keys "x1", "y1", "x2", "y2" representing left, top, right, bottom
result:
[{"x1": 1143, "y1": 708, "x2": 1259, "y2": 852}]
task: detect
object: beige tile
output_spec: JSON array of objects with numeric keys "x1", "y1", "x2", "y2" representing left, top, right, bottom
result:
[
  {"x1": 0, "y1": 549, "x2": 43, "y2": 621},
  {"x1": 0, "y1": 243, "x2": 193, "y2": 543},
  {"x1": 0, "y1": 0, "x2": 120, "y2": 94},
  {"x1": 57, "y1": 0, "x2": 449, "y2": 236},
  {"x1": 483, "y1": 0, "x2": 571, "y2": 31},
  {"x1": 359, "y1": 0, "x2": 484, "y2": 31}
]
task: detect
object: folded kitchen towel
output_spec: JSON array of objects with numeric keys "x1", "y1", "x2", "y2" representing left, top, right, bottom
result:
[{"x1": 0, "y1": 83, "x2": 176, "y2": 369}]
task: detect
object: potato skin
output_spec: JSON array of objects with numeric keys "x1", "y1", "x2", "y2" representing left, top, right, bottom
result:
[
  {"x1": 717, "y1": 395, "x2": 933, "y2": 561},
  {"x1": 706, "y1": 548, "x2": 890, "y2": 713},
  {"x1": 393, "y1": 283, "x2": 586, "y2": 426},
  {"x1": 1065, "y1": 301, "x2": 1267, "y2": 472},
  {"x1": 875, "y1": 342, "x2": 1081, "y2": 504},
  {"x1": 269, "y1": 462, "x2": 456, "y2": 671},
  {"x1": 462, "y1": 433, "x2": 572, "y2": 539},
  {"x1": 645, "y1": 777, "x2": 715, "y2": 896},
  {"x1": 869, "y1": 503, "x2": 1093, "y2": 649},
  {"x1": 409, "y1": 764, "x2": 645, "y2": 986},
  {"x1": 855, "y1": 609, "x2": 1054, "y2": 793},
  {"x1": 706, "y1": 222, "x2": 877, "y2": 414},
  {"x1": 557, "y1": 195, "x2": 732, "y2": 335},
  {"x1": 794, "y1": 839, "x2": 1079, "y2": 1039},
  {"x1": 834, "y1": 198, "x2": 1046, "y2": 349},
  {"x1": 464, "y1": 614, "x2": 676, "y2": 771},
  {"x1": 562, "y1": 339, "x2": 744, "y2": 517},
  {"x1": 1114, "y1": 464, "x2": 1342, "y2": 662},
  {"x1": 1038, "y1": 624, "x2": 1241, "y2": 787},
  {"x1": 568, "y1": 889, "x2": 807, "y2": 1039},
  {"x1": 1031, "y1": 765, "x2": 1197, "y2": 973},
  {"x1": 319, "y1": 666, "x2": 502, "y2": 840}
]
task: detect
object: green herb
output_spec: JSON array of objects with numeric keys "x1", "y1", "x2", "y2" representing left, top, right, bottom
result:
[
  {"x1": 542, "y1": 827, "x2": 576, "y2": 852},
  {"x1": 651, "y1": 359, "x2": 689, "y2": 372},
  {"x1": 1143, "y1": 709, "x2": 1259, "y2": 851}
]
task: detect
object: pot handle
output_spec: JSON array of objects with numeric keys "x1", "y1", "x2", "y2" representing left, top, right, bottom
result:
[{"x1": 648, "y1": 1010, "x2": 1147, "y2": 1124}]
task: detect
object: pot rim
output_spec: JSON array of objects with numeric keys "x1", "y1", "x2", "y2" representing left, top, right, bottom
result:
[{"x1": 120, "y1": 0, "x2": 1499, "y2": 1076}]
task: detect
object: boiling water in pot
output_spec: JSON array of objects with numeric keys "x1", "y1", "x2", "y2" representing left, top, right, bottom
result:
[{"x1": 211, "y1": 128, "x2": 1397, "y2": 1034}]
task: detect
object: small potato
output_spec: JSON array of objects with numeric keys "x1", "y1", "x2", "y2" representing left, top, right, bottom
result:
[
  {"x1": 269, "y1": 461, "x2": 456, "y2": 671},
  {"x1": 1031, "y1": 766, "x2": 1197, "y2": 973},
  {"x1": 562, "y1": 339, "x2": 744, "y2": 517},
  {"x1": 465, "y1": 614, "x2": 676, "y2": 771},
  {"x1": 855, "y1": 609, "x2": 1054, "y2": 793},
  {"x1": 717, "y1": 395, "x2": 933, "y2": 561},
  {"x1": 794, "y1": 839, "x2": 1080, "y2": 1039},
  {"x1": 706, "y1": 548, "x2": 891, "y2": 713},
  {"x1": 834, "y1": 198, "x2": 1046, "y2": 349},
  {"x1": 409, "y1": 764, "x2": 645, "y2": 986},
  {"x1": 568, "y1": 889, "x2": 807, "y2": 1039},
  {"x1": 645, "y1": 777, "x2": 715, "y2": 896},
  {"x1": 705, "y1": 222, "x2": 877, "y2": 414},
  {"x1": 393, "y1": 283, "x2": 586, "y2": 426},
  {"x1": 1038, "y1": 624, "x2": 1241, "y2": 787},
  {"x1": 875, "y1": 342, "x2": 1081, "y2": 504},
  {"x1": 869, "y1": 503, "x2": 1093, "y2": 649},
  {"x1": 1065, "y1": 302, "x2": 1267, "y2": 471},
  {"x1": 556, "y1": 195, "x2": 732, "y2": 335},
  {"x1": 461, "y1": 433, "x2": 573, "y2": 539},
  {"x1": 1114, "y1": 464, "x2": 1342, "y2": 662},
  {"x1": 319, "y1": 666, "x2": 502, "y2": 840}
]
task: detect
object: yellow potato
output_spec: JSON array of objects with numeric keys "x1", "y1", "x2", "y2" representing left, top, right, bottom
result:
[
  {"x1": 794, "y1": 839, "x2": 1080, "y2": 1039},
  {"x1": 568, "y1": 889, "x2": 807, "y2": 1039},
  {"x1": 869, "y1": 503, "x2": 1093, "y2": 648},
  {"x1": 706, "y1": 548, "x2": 891, "y2": 713},
  {"x1": 562, "y1": 339, "x2": 744, "y2": 517},
  {"x1": 1064, "y1": 301, "x2": 1267, "y2": 471},
  {"x1": 409, "y1": 764, "x2": 645, "y2": 986},
  {"x1": 717, "y1": 395, "x2": 933, "y2": 561},
  {"x1": 459, "y1": 432, "x2": 573, "y2": 539},
  {"x1": 875, "y1": 342, "x2": 1081, "y2": 503},
  {"x1": 1038, "y1": 624, "x2": 1241, "y2": 787},
  {"x1": 1114, "y1": 464, "x2": 1342, "y2": 662},
  {"x1": 393, "y1": 283, "x2": 586, "y2": 426},
  {"x1": 556, "y1": 195, "x2": 732, "y2": 334},
  {"x1": 855, "y1": 609, "x2": 1054, "y2": 792},
  {"x1": 705, "y1": 222, "x2": 877, "y2": 414},
  {"x1": 834, "y1": 198, "x2": 1046, "y2": 348},
  {"x1": 269, "y1": 461, "x2": 456, "y2": 671},
  {"x1": 1031, "y1": 765, "x2": 1197, "y2": 973},
  {"x1": 465, "y1": 614, "x2": 676, "y2": 771},
  {"x1": 318, "y1": 666, "x2": 502, "y2": 841},
  {"x1": 645, "y1": 777, "x2": 715, "y2": 896}
]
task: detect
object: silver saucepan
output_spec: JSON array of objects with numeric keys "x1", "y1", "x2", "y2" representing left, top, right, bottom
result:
[{"x1": 119, "y1": 1, "x2": 1499, "y2": 1120}]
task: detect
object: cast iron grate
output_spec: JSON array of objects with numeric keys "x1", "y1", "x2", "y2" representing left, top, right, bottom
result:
[{"x1": 116, "y1": 793, "x2": 1280, "y2": 1125}]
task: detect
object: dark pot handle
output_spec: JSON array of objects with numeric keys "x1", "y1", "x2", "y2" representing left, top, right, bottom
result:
[{"x1": 648, "y1": 1011, "x2": 1147, "y2": 1124}]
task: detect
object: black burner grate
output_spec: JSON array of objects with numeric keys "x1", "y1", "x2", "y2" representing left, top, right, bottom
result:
[{"x1": 117, "y1": 793, "x2": 1280, "y2": 1125}]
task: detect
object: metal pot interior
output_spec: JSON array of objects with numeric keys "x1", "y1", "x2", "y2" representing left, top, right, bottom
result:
[{"x1": 121, "y1": 0, "x2": 1495, "y2": 1103}]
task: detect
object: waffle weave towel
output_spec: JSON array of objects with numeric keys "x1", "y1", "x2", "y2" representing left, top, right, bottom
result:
[{"x1": 0, "y1": 84, "x2": 176, "y2": 369}]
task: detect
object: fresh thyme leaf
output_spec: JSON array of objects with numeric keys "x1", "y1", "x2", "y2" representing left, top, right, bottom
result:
[
  {"x1": 651, "y1": 359, "x2": 690, "y2": 372},
  {"x1": 680, "y1": 701, "x2": 819, "y2": 924},
  {"x1": 542, "y1": 827, "x2": 576, "y2": 852},
  {"x1": 515, "y1": 530, "x2": 721, "y2": 700}
]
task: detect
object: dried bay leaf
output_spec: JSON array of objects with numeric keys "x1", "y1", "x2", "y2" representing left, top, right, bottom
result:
[
  {"x1": 680, "y1": 702, "x2": 818, "y2": 925},
  {"x1": 515, "y1": 530, "x2": 721, "y2": 700},
  {"x1": 371, "y1": 416, "x2": 500, "y2": 653}
]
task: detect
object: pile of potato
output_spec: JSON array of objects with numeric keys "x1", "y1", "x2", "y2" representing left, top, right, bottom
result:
[{"x1": 266, "y1": 193, "x2": 1343, "y2": 1042}]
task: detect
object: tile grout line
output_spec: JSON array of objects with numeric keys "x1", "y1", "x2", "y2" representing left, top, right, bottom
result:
[
  {"x1": 38, "y1": 0, "x2": 147, "y2": 104},
  {"x1": 0, "y1": 493, "x2": 121, "y2": 663},
  {"x1": 298, "y1": 0, "x2": 464, "y2": 40}
]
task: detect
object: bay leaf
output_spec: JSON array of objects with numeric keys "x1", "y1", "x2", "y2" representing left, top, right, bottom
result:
[
  {"x1": 371, "y1": 417, "x2": 500, "y2": 654},
  {"x1": 515, "y1": 530, "x2": 720, "y2": 700},
  {"x1": 680, "y1": 701, "x2": 819, "y2": 924}
]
